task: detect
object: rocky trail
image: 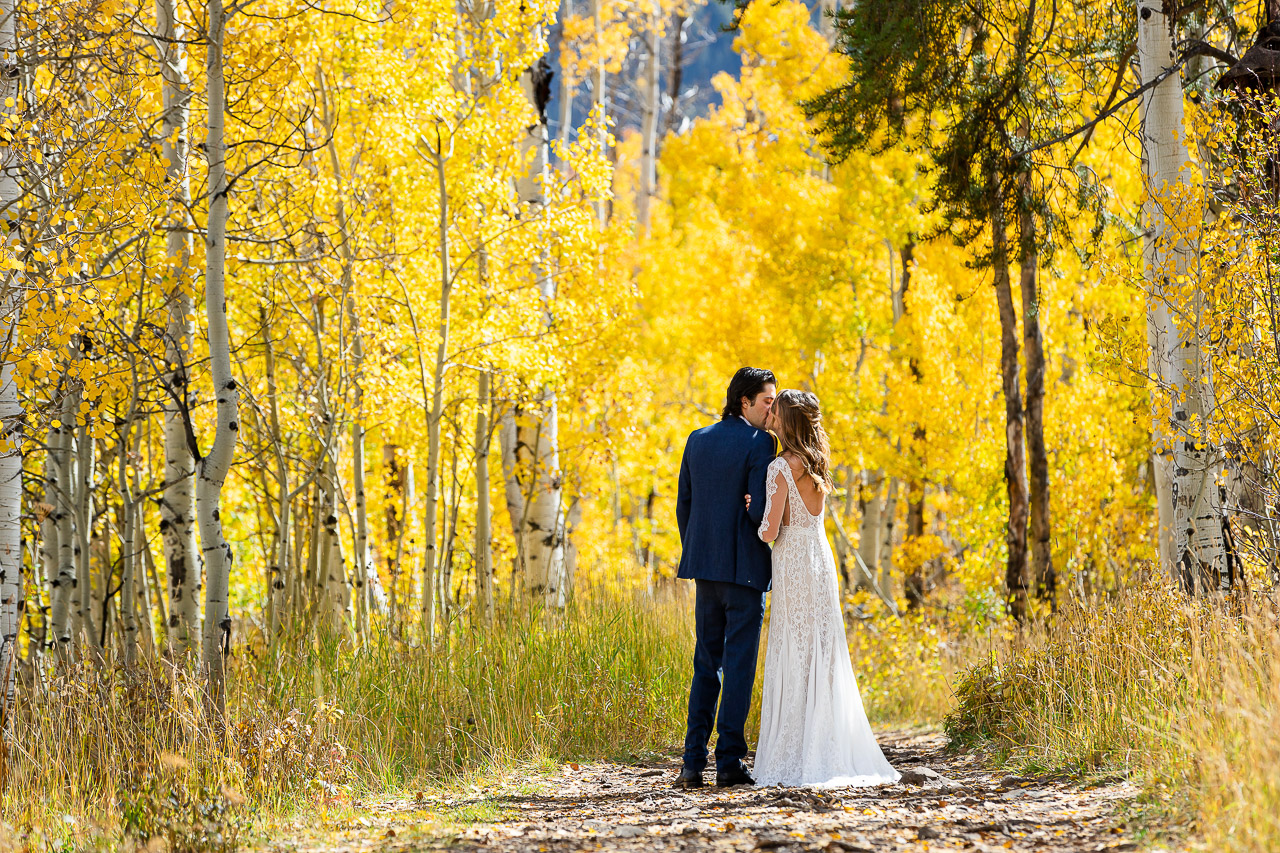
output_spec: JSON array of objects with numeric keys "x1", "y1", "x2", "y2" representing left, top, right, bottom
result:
[{"x1": 263, "y1": 729, "x2": 1162, "y2": 853}]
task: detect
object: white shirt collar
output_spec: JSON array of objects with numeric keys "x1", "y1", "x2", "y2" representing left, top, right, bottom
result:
[{"x1": 740, "y1": 416, "x2": 751, "y2": 426}]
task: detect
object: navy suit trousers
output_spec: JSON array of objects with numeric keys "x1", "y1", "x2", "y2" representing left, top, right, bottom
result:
[{"x1": 682, "y1": 579, "x2": 766, "y2": 774}]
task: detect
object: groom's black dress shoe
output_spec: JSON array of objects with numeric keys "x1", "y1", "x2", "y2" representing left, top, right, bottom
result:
[
  {"x1": 672, "y1": 767, "x2": 705, "y2": 789},
  {"x1": 715, "y1": 763, "x2": 755, "y2": 787}
]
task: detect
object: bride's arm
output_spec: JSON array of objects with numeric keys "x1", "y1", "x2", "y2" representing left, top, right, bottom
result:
[{"x1": 757, "y1": 467, "x2": 787, "y2": 544}]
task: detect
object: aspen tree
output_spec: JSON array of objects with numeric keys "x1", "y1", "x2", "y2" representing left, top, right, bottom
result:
[
  {"x1": 637, "y1": 0, "x2": 661, "y2": 233},
  {"x1": 0, "y1": 0, "x2": 22, "y2": 736},
  {"x1": 199, "y1": 0, "x2": 241, "y2": 719},
  {"x1": 155, "y1": 0, "x2": 201, "y2": 659},
  {"x1": 1138, "y1": 0, "x2": 1231, "y2": 592},
  {"x1": 474, "y1": 369, "x2": 494, "y2": 625},
  {"x1": 504, "y1": 47, "x2": 567, "y2": 606},
  {"x1": 50, "y1": 383, "x2": 75, "y2": 656}
]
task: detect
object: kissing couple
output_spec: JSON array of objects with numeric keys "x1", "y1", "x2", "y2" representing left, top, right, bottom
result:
[{"x1": 673, "y1": 367, "x2": 900, "y2": 789}]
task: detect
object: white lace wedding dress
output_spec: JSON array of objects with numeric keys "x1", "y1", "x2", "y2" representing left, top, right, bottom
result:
[{"x1": 753, "y1": 457, "x2": 899, "y2": 788}]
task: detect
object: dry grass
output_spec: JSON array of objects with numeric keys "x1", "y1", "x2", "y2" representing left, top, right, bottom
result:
[
  {"x1": 0, "y1": 593, "x2": 695, "y2": 848},
  {"x1": 0, "y1": 584, "x2": 981, "y2": 849},
  {"x1": 947, "y1": 581, "x2": 1280, "y2": 851}
]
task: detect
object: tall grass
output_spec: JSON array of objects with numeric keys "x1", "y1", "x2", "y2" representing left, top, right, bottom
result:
[
  {"x1": 947, "y1": 582, "x2": 1280, "y2": 851},
  {"x1": 2, "y1": 584, "x2": 972, "y2": 848},
  {"x1": 1, "y1": 593, "x2": 694, "y2": 845}
]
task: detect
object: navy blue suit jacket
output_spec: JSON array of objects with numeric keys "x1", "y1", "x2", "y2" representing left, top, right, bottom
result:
[{"x1": 676, "y1": 417, "x2": 776, "y2": 591}]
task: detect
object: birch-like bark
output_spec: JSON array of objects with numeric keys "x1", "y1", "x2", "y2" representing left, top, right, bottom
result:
[
  {"x1": 38, "y1": 449, "x2": 58, "y2": 655},
  {"x1": 877, "y1": 477, "x2": 898, "y2": 596},
  {"x1": 156, "y1": 0, "x2": 201, "y2": 660},
  {"x1": 474, "y1": 370, "x2": 494, "y2": 624},
  {"x1": 590, "y1": 0, "x2": 608, "y2": 224},
  {"x1": 263, "y1": 307, "x2": 288, "y2": 640},
  {"x1": 1138, "y1": 0, "x2": 1231, "y2": 592},
  {"x1": 556, "y1": 0, "x2": 574, "y2": 152},
  {"x1": 508, "y1": 53, "x2": 567, "y2": 605},
  {"x1": 636, "y1": 0, "x2": 660, "y2": 233},
  {"x1": 855, "y1": 470, "x2": 882, "y2": 591},
  {"x1": 992, "y1": 196, "x2": 1030, "y2": 620},
  {"x1": 664, "y1": 14, "x2": 686, "y2": 137},
  {"x1": 75, "y1": 416, "x2": 98, "y2": 654},
  {"x1": 0, "y1": 0, "x2": 23, "y2": 733},
  {"x1": 119, "y1": 422, "x2": 139, "y2": 667},
  {"x1": 199, "y1": 0, "x2": 240, "y2": 719},
  {"x1": 420, "y1": 137, "x2": 453, "y2": 640},
  {"x1": 51, "y1": 388, "x2": 76, "y2": 656},
  {"x1": 320, "y1": 73, "x2": 372, "y2": 634}
]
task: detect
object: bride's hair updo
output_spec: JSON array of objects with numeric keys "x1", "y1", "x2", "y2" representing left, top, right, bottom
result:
[{"x1": 772, "y1": 390, "x2": 833, "y2": 494}]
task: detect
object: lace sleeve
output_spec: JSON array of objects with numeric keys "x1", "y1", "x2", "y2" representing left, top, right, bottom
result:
[{"x1": 758, "y1": 459, "x2": 788, "y2": 543}]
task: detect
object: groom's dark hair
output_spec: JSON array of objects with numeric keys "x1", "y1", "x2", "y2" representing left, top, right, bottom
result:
[{"x1": 722, "y1": 367, "x2": 776, "y2": 420}]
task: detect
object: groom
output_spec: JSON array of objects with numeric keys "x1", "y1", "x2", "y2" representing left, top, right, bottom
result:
[{"x1": 672, "y1": 367, "x2": 777, "y2": 789}]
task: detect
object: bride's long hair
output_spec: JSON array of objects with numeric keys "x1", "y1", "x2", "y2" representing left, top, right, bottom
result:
[{"x1": 772, "y1": 390, "x2": 834, "y2": 494}]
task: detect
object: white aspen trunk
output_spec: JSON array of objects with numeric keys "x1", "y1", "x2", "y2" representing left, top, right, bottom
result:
[
  {"x1": 52, "y1": 389, "x2": 76, "y2": 656},
  {"x1": 590, "y1": 0, "x2": 608, "y2": 224},
  {"x1": 636, "y1": 0, "x2": 660, "y2": 233},
  {"x1": 319, "y1": 76, "x2": 372, "y2": 634},
  {"x1": 474, "y1": 370, "x2": 494, "y2": 625},
  {"x1": 136, "y1": 503, "x2": 158, "y2": 657},
  {"x1": 38, "y1": 449, "x2": 58, "y2": 655},
  {"x1": 156, "y1": 0, "x2": 201, "y2": 660},
  {"x1": 199, "y1": 0, "x2": 240, "y2": 719},
  {"x1": 393, "y1": 458, "x2": 414, "y2": 626},
  {"x1": 513, "y1": 53, "x2": 567, "y2": 606},
  {"x1": 0, "y1": 0, "x2": 23, "y2": 733},
  {"x1": 855, "y1": 470, "x2": 882, "y2": 592},
  {"x1": 120, "y1": 436, "x2": 139, "y2": 668},
  {"x1": 320, "y1": 462, "x2": 351, "y2": 631},
  {"x1": 422, "y1": 141, "x2": 451, "y2": 639},
  {"x1": 262, "y1": 307, "x2": 288, "y2": 641},
  {"x1": 75, "y1": 417, "x2": 98, "y2": 654},
  {"x1": 499, "y1": 407, "x2": 526, "y2": 586},
  {"x1": 557, "y1": 0, "x2": 575, "y2": 153},
  {"x1": 1138, "y1": 0, "x2": 1229, "y2": 592},
  {"x1": 878, "y1": 477, "x2": 899, "y2": 596}
]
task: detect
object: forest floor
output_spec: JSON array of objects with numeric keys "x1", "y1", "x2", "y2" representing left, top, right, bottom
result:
[{"x1": 258, "y1": 729, "x2": 1173, "y2": 853}]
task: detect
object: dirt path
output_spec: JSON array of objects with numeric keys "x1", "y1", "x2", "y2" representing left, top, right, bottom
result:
[{"x1": 263, "y1": 729, "x2": 1158, "y2": 852}]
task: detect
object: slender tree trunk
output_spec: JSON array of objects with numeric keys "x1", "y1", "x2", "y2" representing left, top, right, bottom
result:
[
  {"x1": 320, "y1": 74, "x2": 372, "y2": 633},
  {"x1": 992, "y1": 196, "x2": 1030, "y2": 620},
  {"x1": 52, "y1": 387, "x2": 76, "y2": 657},
  {"x1": 120, "y1": 422, "x2": 139, "y2": 668},
  {"x1": 474, "y1": 370, "x2": 494, "y2": 625},
  {"x1": 1138, "y1": 0, "x2": 1231, "y2": 593},
  {"x1": 422, "y1": 139, "x2": 451, "y2": 640},
  {"x1": 637, "y1": 0, "x2": 660, "y2": 233},
  {"x1": 263, "y1": 308, "x2": 288, "y2": 641},
  {"x1": 1019, "y1": 177, "x2": 1054, "y2": 608},
  {"x1": 75, "y1": 416, "x2": 98, "y2": 654},
  {"x1": 38, "y1": 450, "x2": 58, "y2": 656},
  {"x1": 0, "y1": 0, "x2": 23, "y2": 735},
  {"x1": 156, "y1": 0, "x2": 201, "y2": 661},
  {"x1": 557, "y1": 0, "x2": 575, "y2": 152},
  {"x1": 590, "y1": 0, "x2": 608, "y2": 224},
  {"x1": 878, "y1": 477, "x2": 898, "y2": 596},
  {"x1": 664, "y1": 13, "x2": 686, "y2": 138},
  {"x1": 510, "y1": 54, "x2": 567, "y2": 605},
  {"x1": 199, "y1": 0, "x2": 241, "y2": 720},
  {"x1": 856, "y1": 470, "x2": 882, "y2": 591}
]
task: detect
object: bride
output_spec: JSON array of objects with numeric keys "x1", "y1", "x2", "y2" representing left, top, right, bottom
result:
[{"x1": 752, "y1": 390, "x2": 899, "y2": 788}]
